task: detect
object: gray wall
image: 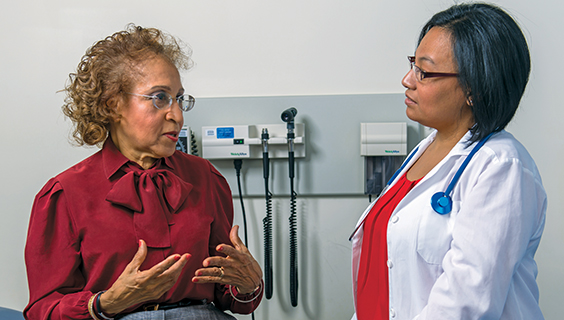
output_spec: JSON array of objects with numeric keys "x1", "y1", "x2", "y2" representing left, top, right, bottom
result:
[{"x1": 1, "y1": 1, "x2": 562, "y2": 319}]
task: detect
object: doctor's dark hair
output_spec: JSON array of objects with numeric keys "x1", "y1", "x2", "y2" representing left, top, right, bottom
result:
[
  {"x1": 418, "y1": 2, "x2": 530, "y2": 143},
  {"x1": 62, "y1": 24, "x2": 192, "y2": 146}
]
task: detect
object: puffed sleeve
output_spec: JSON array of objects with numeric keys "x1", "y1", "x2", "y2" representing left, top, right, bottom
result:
[
  {"x1": 416, "y1": 157, "x2": 546, "y2": 319},
  {"x1": 205, "y1": 163, "x2": 263, "y2": 314},
  {"x1": 24, "y1": 178, "x2": 93, "y2": 320}
]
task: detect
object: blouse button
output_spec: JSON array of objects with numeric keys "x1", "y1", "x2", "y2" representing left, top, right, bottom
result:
[
  {"x1": 391, "y1": 215, "x2": 399, "y2": 223},
  {"x1": 387, "y1": 260, "x2": 394, "y2": 268},
  {"x1": 390, "y1": 307, "x2": 396, "y2": 318}
]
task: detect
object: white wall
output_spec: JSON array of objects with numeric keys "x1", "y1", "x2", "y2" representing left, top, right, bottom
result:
[{"x1": 1, "y1": 0, "x2": 562, "y2": 319}]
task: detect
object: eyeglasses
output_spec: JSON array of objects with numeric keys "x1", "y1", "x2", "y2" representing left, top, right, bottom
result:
[
  {"x1": 408, "y1": 56, "x2": 458, "y2": 82},
  {"x1": 126, "y1": 92, "x2": 195, "y2": 112}
]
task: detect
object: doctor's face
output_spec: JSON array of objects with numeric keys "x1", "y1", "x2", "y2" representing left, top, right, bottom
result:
[
  {"x1": 401, "y1": 27, "x2": 473, "y2": 134},
  {"x1": 110, "y1": 56, "x2": 185, "y2": 169}
]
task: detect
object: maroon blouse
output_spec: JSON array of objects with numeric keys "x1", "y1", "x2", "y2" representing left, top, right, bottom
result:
[{"x1": 24, "y1": 138, "x2": 262, "y2": 320}]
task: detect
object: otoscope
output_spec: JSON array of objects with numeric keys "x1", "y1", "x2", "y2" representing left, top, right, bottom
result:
[
  {"x1": 281, "y1": 107, "x2": 299, "y2": 307},
  {"x1": 261, "y1": 128, "x2": 274, "y2": 299}
]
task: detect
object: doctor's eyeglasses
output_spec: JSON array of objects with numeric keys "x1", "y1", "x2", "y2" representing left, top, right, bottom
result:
[
  {"x1": 126, "y1": 92, "x2": 196, "y2": 112},
  {"x1": 408, "y1": 56, "x2": 459, "y2": 82}
]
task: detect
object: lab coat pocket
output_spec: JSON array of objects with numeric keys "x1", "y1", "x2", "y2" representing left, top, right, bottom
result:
[{"x1": 416, "y1": 202, "x2": 458, "y2": 265}]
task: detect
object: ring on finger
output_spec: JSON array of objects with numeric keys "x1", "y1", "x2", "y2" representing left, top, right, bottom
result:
[{"x1": 219, "y1": 267, "x2": 224, "y2": 278}]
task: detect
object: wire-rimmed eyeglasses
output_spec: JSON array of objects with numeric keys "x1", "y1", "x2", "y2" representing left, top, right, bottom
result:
[
  {"x1": 408, "y1": 56, "x2": 458, "y2": 82},
  {"x1": 126, "y1": 92, "x2": 195, "y2": 112}
]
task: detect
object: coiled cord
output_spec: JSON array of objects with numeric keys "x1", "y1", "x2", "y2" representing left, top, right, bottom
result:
[
  {"x1": 286, "y1": 123, "x2": 298, "y2": 308},
  {"x1": 281, "y1": 108, "x2": 299, "y2": 308},
  {"x1": 190, "y1": 129, "x2": 199, "y2": 157},
  {"x1": 288, "y1": 147, "x2": 298, "y2": 307},
  {"x1": 261, "y1": 128, "x2": 274, "y2": 300},
  {"x1": 289, "y1": 187, "x2": 298, "y2": 307},
  {"x1": 262, "y1": 186, "x2": 273, "y2": 299}
]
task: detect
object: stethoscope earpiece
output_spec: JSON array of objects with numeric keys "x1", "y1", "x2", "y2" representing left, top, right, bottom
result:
[{"x1": 431, "y1": 192, "x2": 452, "y2": 215}]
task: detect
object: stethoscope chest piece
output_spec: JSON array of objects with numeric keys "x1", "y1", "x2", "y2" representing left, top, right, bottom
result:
[
  {"x1": 431, "y1": 192, "x2": 452, "y2": 215},
  {"x1": 429, "y1": 131, "x2": 495, "y2": 216}
]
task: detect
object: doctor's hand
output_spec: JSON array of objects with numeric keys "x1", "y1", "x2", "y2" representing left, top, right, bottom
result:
[
  {"x1": 192, "y1": 225, "x2": 263, "y2": 294},
  {"x1": 99, "y1": 240, "x2": 191, "y2": 315}
]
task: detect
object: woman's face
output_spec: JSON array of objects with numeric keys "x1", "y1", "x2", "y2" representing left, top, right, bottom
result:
[
  {"x1": 110, "y1": 56, "x2": 184, "y2": 169},
  {"x1": 401, "y1": 27, "x2": 473, "y2": 134}
]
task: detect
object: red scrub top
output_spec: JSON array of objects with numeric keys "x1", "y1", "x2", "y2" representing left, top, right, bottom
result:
[{"x1": 356, "y1": 173, "x2": 421, "y2": 320}]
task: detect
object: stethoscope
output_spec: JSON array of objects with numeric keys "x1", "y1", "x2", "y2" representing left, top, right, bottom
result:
[{"x1": 349, "y1": 131, "x2": 494, "y2": 241}]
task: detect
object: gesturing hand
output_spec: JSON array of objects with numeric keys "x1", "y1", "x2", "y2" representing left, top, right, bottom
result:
[
  {"x1": 99, "y1": 240, "x2": 191, "y2": 315},
  {"x1": 192, "y1": 225, "x2": 263, "y2": 294}
]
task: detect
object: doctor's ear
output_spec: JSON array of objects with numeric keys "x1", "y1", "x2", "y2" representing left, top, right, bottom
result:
[{"x1": 466, "y1": 95, "x2": 473, "y2": 106}]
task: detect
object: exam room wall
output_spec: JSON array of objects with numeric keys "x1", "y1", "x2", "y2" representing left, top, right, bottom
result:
[{"x1": 0, "y1": 0, "x2": 561, "y2": 319}]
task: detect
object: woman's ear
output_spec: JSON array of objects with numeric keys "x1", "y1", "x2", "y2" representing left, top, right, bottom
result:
[{"x1": 106, "y1": 96, "x2": 123, "y2": 123}]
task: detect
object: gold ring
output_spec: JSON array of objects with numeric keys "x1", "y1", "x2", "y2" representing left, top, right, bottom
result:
[{"x1": 219, "y1": 267, "x2": 224, "y2": 278}]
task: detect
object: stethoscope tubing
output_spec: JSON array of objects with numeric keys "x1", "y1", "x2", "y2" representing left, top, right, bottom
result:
[
  {"x1": 348, "y1": 131, "x2": 495, "y2": 241},
  {"x1": 430, "y1": 132, "x2": 494, "y2": 214},
  {"x1": 444, "y1": 132, "x2": 494, "y2": 195}
]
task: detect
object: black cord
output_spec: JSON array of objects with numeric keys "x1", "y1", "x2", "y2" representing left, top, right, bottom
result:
[
  {"x1": 289, "y1": 176, "x2": 298, "y2": 307},
  {"x1": 288, "y1": 151, "x2": 298, "y2": 308},
  {"x1": 261, "y1": 129, "x2": 273, "y2": 300},
  {"x1": 283, "y1": 117, "x2": 298, "y2": 308},
  {"x1": 233, "y1": 160, "x2": 248, "y2": 246},
  {"x1": 233, "y1": 160, "x2": 255, "y2": 320},
  {"x1": 263, "y1": 179, "x2": 273, "y2": 300}
]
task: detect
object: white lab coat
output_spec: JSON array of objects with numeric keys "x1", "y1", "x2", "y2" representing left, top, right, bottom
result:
[{"x1": 351, "y1": 130, "x2": 546, "y2": 320}]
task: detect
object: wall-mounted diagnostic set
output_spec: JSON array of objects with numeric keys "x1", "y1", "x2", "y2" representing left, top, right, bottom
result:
[
  {"x1": 201, "y1": 123, "x2": 305, "y2": 160},
  {"x1": 201, "y1": 108, "x2": 304, "y2": 307}
]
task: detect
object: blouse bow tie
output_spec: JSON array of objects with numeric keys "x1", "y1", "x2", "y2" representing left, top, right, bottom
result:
[{"x1": 106, "y1": 164, "x2": 193, "y2": 248}]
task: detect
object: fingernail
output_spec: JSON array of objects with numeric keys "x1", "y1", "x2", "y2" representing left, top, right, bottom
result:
[
  {"x1": 139, "y1": 240, "x2": 142, "y2": 247},
  {"x1": 217, "y1": 246, "x2": 223, "y2": 252},
  {"x1": 192, "y1": 278, "x2": 199, "y2": 283},
  {"x1": 197, "y1": 271, "x2": 202, "y2": 276},
  {"x1": 174, "y1": 255, "x2": 181, "y2": 261}
]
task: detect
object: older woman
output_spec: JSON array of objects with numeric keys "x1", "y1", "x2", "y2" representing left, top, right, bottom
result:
[
  {"x1": 24, "y1": 25, "x2": 263, "y2": 320},
  {"x1": 350, "y1": 3, "x2": 546, "y2": 320}
]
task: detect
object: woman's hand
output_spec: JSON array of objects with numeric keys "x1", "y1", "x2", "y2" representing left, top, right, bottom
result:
[
  {"x1": 192, "y1": 225, "x2": 263, "y2": 294},
  {"x1": 99, "y1": 240, "x2": 190, "y2": 315}
]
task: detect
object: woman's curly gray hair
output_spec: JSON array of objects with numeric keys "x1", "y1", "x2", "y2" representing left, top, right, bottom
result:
[{"x1": 62, "y1": 24, "x2": 192, "y2": 146}]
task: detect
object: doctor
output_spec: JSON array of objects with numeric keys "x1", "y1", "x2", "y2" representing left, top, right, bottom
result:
[{"x1": 350, "y1": 3, "x2": 546, "y2": 320}]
